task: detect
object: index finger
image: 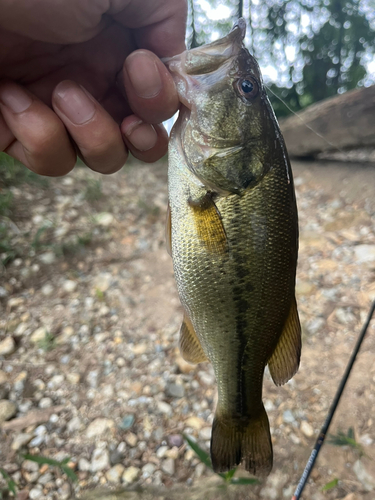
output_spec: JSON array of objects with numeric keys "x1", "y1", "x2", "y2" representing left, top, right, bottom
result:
[{"x1": 112, "y1": 0, "x2": 187, "y2": 57}]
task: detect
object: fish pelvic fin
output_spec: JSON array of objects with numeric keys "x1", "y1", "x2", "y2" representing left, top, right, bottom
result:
[
  {"x1": 179, "y1": 313, "x2": 207, "y2": 364},
  {"x1": 210, "y1": 405, "x2": 273, "y2": 476},
  {"x1": 268, "y1": 296, "x2": 301, "y2": 386}
]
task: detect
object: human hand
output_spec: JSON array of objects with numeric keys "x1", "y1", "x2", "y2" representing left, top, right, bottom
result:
[{"x1": 0, "y1": 0, "x2": 187, "y2": 176}]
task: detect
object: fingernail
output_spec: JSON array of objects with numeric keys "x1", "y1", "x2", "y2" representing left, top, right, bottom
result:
[
  {"x1": 124, "y1": 120, "x2": 157, "y2": 151},
  {"x1": 55, "y1": 81, "x2": 96, "y2": 124},
  {"x1": 0, "y1": 85, "x2": 32, "y2": 113},
  {"x1": 125, "y1": 51, "x2": 162, "y2": 98}
]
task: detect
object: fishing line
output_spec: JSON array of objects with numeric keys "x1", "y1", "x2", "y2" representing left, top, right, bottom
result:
[
  {"x1": 265, "y1": 85, "x2": 349, "y2": 157},
  {"x1": 291, "y1": 299, "x2": 375, "y2": 500}
]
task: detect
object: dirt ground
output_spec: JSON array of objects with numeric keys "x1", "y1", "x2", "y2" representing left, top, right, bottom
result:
[{"x1": 0, "y1": 157, "x2": 374, "y2": 500}]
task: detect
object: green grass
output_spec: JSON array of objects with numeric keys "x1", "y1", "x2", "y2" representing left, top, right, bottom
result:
[
  {"x1": 0, "y1": 153, "x2": 48, "y2": 188},
  {"x1": 0, "y1": 468, "x2": 16, "y2": 498},
  {"x1": 327, "y1": 427, "x2": 365, "y2": 456},
  {"x1": 84, "y1": 179, "x2": 103, "y2": 202},
  {"x1": 37, "y1": 331, "x2": 56, "y2": 352},
  {"x1": 22, "y1": 454, "x2": 77, "y2": 483},
  {"x1": 321, "y1": 477, "x2": 339, "y2": 492},
  {"x1": 184, "y1": 434, "x2": 258, "y2": 486}
]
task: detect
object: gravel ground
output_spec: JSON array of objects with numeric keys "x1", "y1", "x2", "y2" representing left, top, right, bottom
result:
[{"x1": 0, "y1": 158, "x2": 375, "y2": 500}]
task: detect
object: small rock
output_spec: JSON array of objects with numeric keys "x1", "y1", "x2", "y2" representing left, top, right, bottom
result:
[
  {"x1": 0, "y1": 336, "x2": 16, "y2": 356},
  {"x1": 122, "y1": 466, "x2": 140, "y2": 484},
  {"x1": 119, "y1": 414, "x2": 134, "y2": 430},
  {"x1": 66, "y1": 372, "x2": 80, "y2": 385},
  {"x1": 166, "y1": 447, "x2": 179, "y2": 459},
  {"x1": 142, "y1": 463, "x2": 156, "y2": 478},
  {"x1": 199, "y1": 427, "x2": 212, "y2": 440},
  {"x1": 78, "y1": 458, "x2": 91, "y2": 471},
  {"x1": 185, "y1": 416, "x2": 204, "y2": 430},
  {"x1": 86, "y1": 418, "x2": 114, "y2": 439},
  {"x1": 38, "y1": 472, "x2": 53, "y2": 485},
  {"x1": 354, "y1": 245, "x2": 375, "y2": 263},
  {"x1": 0, "y1": 286, "x2": 8, "y2": 297},
  {"x1": 156, "y1": 445, "x2": 169, "y2": 458},
  {"x1": 91, "y1": 447, "x2": 110, "y2": 472},
  {"x1": 38, "y1": 397, "x2": 52, "y2": 409},
  {"x1": 161, "y1": 458, "x2": 175, "y2": 475},
  {"x1": 0, "y1": 400, "x2": 17, "y2": 423},
  {"x1": 168, "y1": 434, "x2": 183, "y2": 448},
  {"x1": 300, "y1": 421, "x2": 314, "y2": 438},
  {"x1": 22, "y1": 459, "x2": 39, "y2": 472},
  {"x1": 157, "y1": 401, "x2": 172, "y2": 416},
  {"x1": 30, "y1": 327, "x2": 48, "y2": 344},
  {"x1": 342, "y1": 494, "x2": 360, "y2": 500},
  {"x1": 11, "y1": 433, "x2": 33, "y2": 450},
  {"x1": 96, "y1": 212, "x2": 114, "y2": 226},
  {"x1": 194, "y1": 462, "x2": 205, "y2": 478},
  {"x1": 198, "y1": 371, "x2": 215, "y2": 386},
  {"x1": 14, "y1": 323, "x2": 28, "y2": 336},
  {"x1": 0, "y1": 370, "x2": 7, "y2": 384},
  {"x1": 106, "y1": 464, "x2": 125, "y2": 483},
  {"x1": 58, "y1": 482, "x2": 71, "y2": 500},
  {"x1": 353, "y1": 460, "x2": 375, "y2": 491},
  {"x1": 63, "y1": 280, "x2": 77, "y2": 293},
  {"x1": 41, "y1": 283, "x2": 54, "y2": 296},
  {"x1": 56, "y1": 326, "x2": 75, "y2": 345},
  {"x1": 67, "y1": 416, "x2": 83, "y2": 433},
  {"x1": 125, "y1": 432, "x2": 137, "y2": 447},
  {"x1": 38, "y1": 251, "x2": 56, "y2": 265},
  {"x1": 166, "y1": 382, "x2": 185, "y2": 398},
  {"x1": 29, "y1": 487, "x2": 43, "y2": 499},
  {"x1": 283, "y1": 410, "x2": 295, "y2": 424},
  {"x1": 29, "y1": 425, "x2": 47, "y2": 447},
  {"x1": 93, "y1": 273, "x2": 112, "y2": 292},
  {"x1": 47, "y1": 374, "x2": 64, "y2": 389}
]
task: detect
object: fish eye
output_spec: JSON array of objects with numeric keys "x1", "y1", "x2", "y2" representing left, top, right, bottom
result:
[{"x1": 236, "y1": 77, "x2": 259, "y2": 100}]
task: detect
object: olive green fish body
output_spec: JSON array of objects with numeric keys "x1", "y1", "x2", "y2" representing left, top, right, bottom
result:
[{"x1": 165, "y1": 19, "x2": 301, "y2": 475}]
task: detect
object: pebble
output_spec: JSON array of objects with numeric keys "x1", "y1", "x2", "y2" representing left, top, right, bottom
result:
[
  {"x1": 30, "y1": 326, "x2": 48, "y2": 344},
  {"x1": 95, "y1": 212, "x2": 114, "y2": 226},
  {"x1": 78, "y1": 458, "x2": 91, "y2": 471},
  {"x1": 0, "y1": 370, "x2": 7, "y2": 384},
  {"x1": 86, "y1": 418, "x2": 114, "y2": 439},
  {"x1": 199, "y1": 427, "x2": 212, "y2": 440},
  {"x1": 63, "y1": 280, "x2": 77, "y2": 293},
  {"x1": 41, "y1": 283, "x2": 54, "y2": 296},
  {"x1": 29, "y1": 487, "x2": 43, "y2": 499},
  {"x1": 283, "y1": 410, "x2": 296, "y2": 424},
  {"x1": 38, "y1": 397, "x2": 52, "y2": 408},
  {"x1": 38, "y1": 472, "x2": 53, "y2": 485},
  {"x1": 0, "y1": 400, "x2": 17, "y2": 423},
  {"x1": 166, "y1": 381, "x2": 185, "y2": 398},
  {"x1": 66, "y1": 372, "x2": 80, "y2": 385},
  {"x1": 122, "y1": 466, "x2": 141, "y2": 484},
  {"x1": 11, "y1": 433, "x2": 33, "y2": 450},
  {"x1": 38, "y1": 251, "x2": 56, "y2": 265},
  {"x1": 300, "y1": 420, "x2": 314, "y2": 438},
  {"x1": 125, "y1": 432, "x2": 138, "y2": 447},
  {"x1": 156, "y1": 445, "x2": 169, "y2": 458},
  {"x1": 354, "y1": 244, "x2": 375, "y2": 263},
  {"x1": 168, "y1": 434, "x2": 183, "y2": 448},
  {"x1": 161, "y1": 457, "x2": 175, "y2": 475},
  {"x1": 157, "y1": 401, "x2": 172, "y2": 416},
  {"x1": 185, "y1": 416, "x2": 204, "y2": 430},
  {"x1": 353, "y1": 460, "x2": 375, "y2": 491},
  {"x1": 47, "y1": 374, "x2": 64, "y2": 389},
  {"x1": 119, "y1": 414, "x2": 134, "y2": 430},
  {"x1": 142, "y1": 463, "x2": 156, "y2": 478},
  {"x1": 0, "y1": 336, "x2": 16, "y2": 356},
  {"x1": 91, "y1": 447, "x2": 110, "y2": 472},
  {"x1": 67, "y1": 416, "x2": 83, "y2": 433},
  {"x1": 0, "y1": 286, "x2": 8, "y2": 297},
  {"x1": 106, "y1": 464, "x2": 125, "y2": 483},
  {"x1": 198, "y1": 371, "x2": 215, "y2": 386}
]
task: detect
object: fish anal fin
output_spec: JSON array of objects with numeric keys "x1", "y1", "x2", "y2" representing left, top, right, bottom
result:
[
  {"x1": 188, "y1": 193, "x2": 228, "y2": 254},
  {"x1": 165, "y1": 203, "x2": 172, "y2": 256},
  {"x1": 179, "y1": 313, "x2": 207, "y2": 364},
  {"x1": 268, "y1": 297, "x2": 301, "y2": 386},
  {"x1": 211, "y1": 405, "x2": 273, "y2": 476}
]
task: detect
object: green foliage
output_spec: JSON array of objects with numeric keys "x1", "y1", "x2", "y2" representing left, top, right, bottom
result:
[
  {"x1": 0, "y1": 468, "x2": 17, "y2": 498},
  {"x1": 184, "y1": 434, "x2": 258, "y2": 485},
  {"x1": 321, "y1": 477, "x2": 339, "y2": 491},
  {"x1": 22, "y1": 454, "x2": 78, "y2": 482},
  {"x1": 84, "y1": 179, "x2": 103, "y2": 202},
  {"x1": 0, "y1": 153, "x2": 48, "y2": 188},
  {"x1": 37, "y1": 331, "x2": 56, "y2": 352},
  {"x1": 327, "y1": 427, "x2": 365, "y2": 456},
  {"x1": 0, "y1": 191, "x2": 13, "y2": 217}
]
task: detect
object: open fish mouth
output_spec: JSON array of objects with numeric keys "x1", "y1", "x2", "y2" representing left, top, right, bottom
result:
[{"x1": 162, "y1": 18, "x2": 246, "y2": 110}]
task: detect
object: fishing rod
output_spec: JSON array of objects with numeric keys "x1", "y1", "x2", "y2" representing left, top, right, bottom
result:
[{"x1": 292, "y1": 299, "x2": 375, "y2": 500}]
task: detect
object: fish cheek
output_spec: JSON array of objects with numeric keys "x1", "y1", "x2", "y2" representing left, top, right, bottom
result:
[{"x1": 188, "y1": 193, "x2": 228, "y2": 255}]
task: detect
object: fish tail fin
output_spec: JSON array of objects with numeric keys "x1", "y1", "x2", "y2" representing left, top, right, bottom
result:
[{"x1": 210, "y1": 405, "x2": 273, "y2": 476}]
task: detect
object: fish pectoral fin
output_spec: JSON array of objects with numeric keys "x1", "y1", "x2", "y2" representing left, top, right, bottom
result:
[
  {"x1": 211, "y1": 405, "x2": 273, "y2": 476},
  {"x1": 165, "y1": 202, "x2": 172, "y2": 257},
  {"x1": 188, "y1": 193, "x2": 228, "y2": 254},
  {"x1": 268, "y1": 297, "x2": 301, "y2": 386},
  {"x1": 179, "y1": 313, "x2": 207, "y2": 364}
]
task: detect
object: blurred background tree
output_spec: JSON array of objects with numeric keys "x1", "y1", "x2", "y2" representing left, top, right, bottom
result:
[{"x1": 186, "y1": 0, "x2": 375, "y2": 117}]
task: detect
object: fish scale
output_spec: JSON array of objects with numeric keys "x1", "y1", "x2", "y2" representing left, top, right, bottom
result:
[{"x1": 165, "y1": 19, "x2": 301, "y2": 476}]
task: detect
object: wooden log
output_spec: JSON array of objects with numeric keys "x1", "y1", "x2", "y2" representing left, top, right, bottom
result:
[{"x1": 279, "y1": 85, "x2": 375, "y2": 158}]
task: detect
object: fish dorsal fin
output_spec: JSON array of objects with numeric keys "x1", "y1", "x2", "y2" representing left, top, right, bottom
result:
[
  {"x1": 268, "y1": 297, "x2": 301, "y2": 386},
  {"x1": 189, "y1": 193, "x2": 228, "y2": 254},
  {"x1": 179, "y1": 313, "x2": 207, "y2": 364},
  {"x1": 165, "y1": 203, "x2": 172, "y2": 256}
]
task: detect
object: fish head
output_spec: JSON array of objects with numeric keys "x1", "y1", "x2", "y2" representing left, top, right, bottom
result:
[{"x1": 164, "y1": 19, "x2": 284, "y2": 194}]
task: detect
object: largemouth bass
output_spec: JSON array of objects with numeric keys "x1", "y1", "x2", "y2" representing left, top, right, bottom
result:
[{"x1": 164, "y1": 19, "x2": 301, "y2": 476}]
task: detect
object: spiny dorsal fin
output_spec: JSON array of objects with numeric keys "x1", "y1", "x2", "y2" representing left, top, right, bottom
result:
[
  {"x1": 268, "y1": 297, "x2": 301, "y2": 386},
  {"x1": 188, "y1": 193, "x2": 228, "y2": 254},
  {"x1": 179, "y1": 313, "x2": 207, "y2": 364},
  {"x1": 165, "y1": 203, "x2": 172, "y2": 256}
]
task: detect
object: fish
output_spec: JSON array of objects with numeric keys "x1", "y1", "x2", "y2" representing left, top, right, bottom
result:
[{"x1": 164, "y1": 19, "x2": 301, "y2": 476}]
